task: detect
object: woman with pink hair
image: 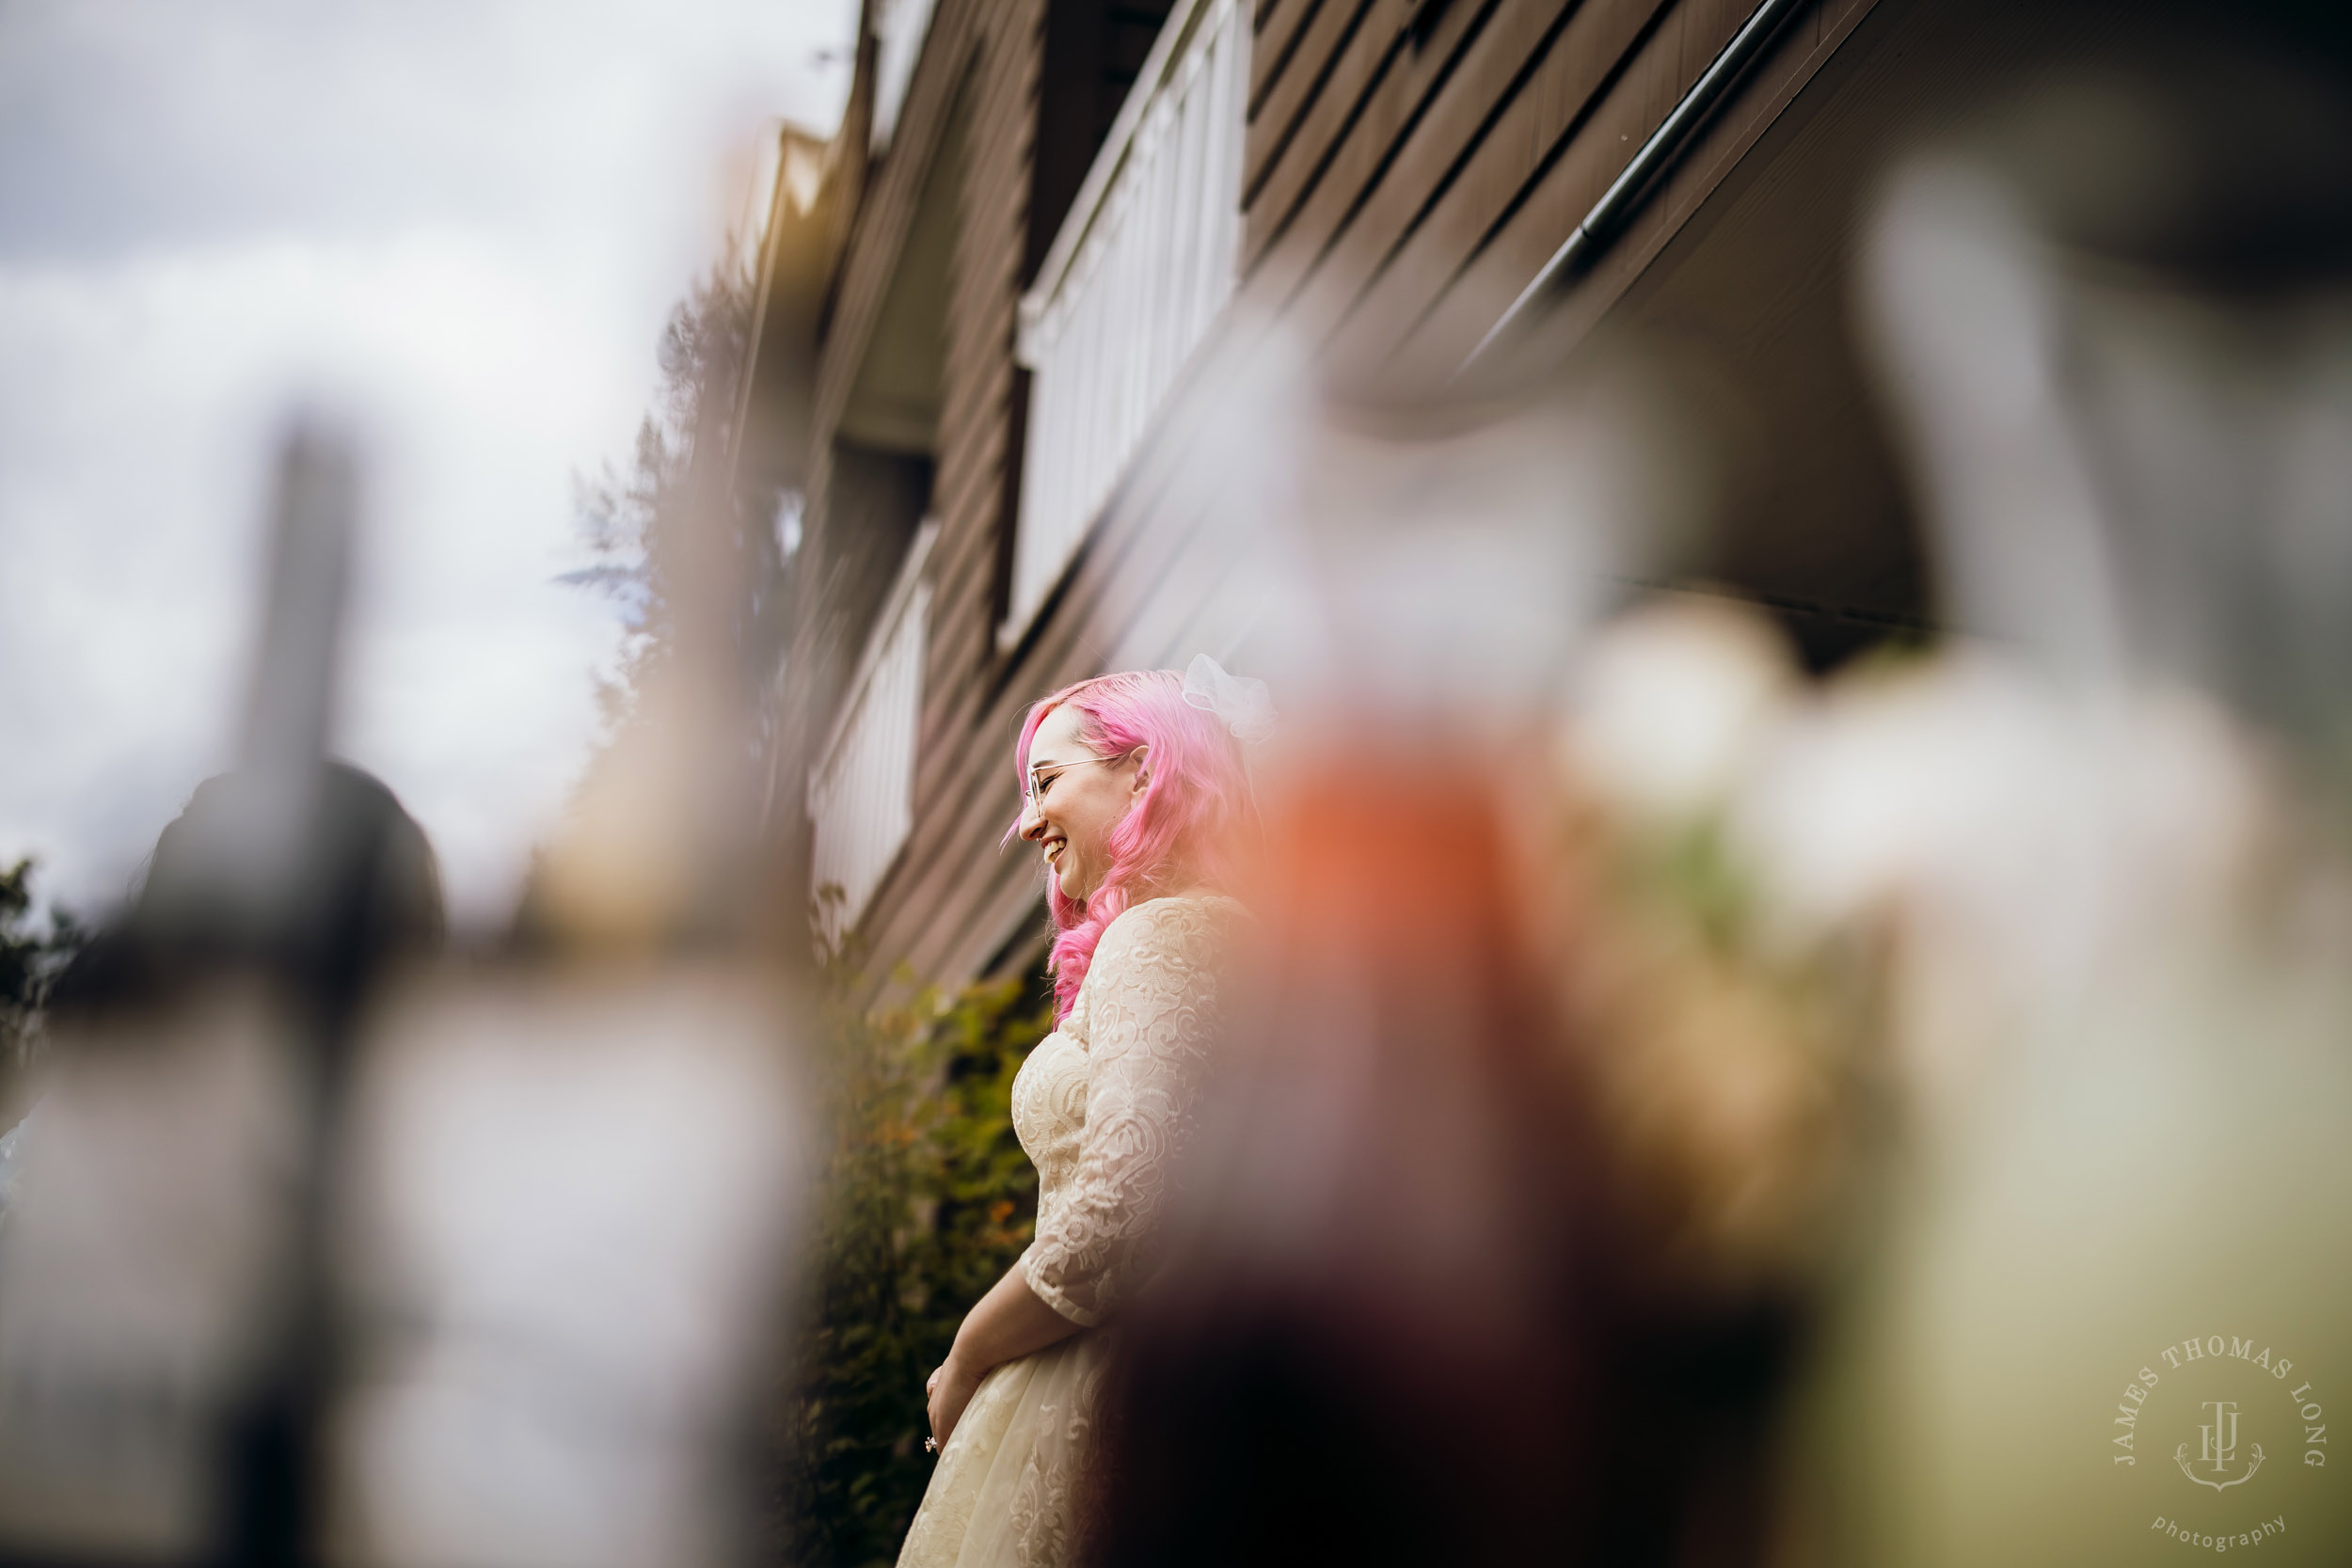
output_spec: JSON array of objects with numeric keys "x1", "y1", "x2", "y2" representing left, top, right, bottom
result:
[{"x1": 897, "y1": 662, "x2": 1262, "y2": 1568}]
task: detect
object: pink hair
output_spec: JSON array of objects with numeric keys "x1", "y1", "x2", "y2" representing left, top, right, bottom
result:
[{"x1": 1009, "y1": 669, "x2": 1257, "y2": 1019}]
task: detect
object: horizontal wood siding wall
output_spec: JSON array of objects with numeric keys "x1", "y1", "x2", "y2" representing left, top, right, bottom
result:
[
  {"x1": 819, "y1": 0, "x2": 1884, "y2": 990},
  {"x1": 1233, "y1": 0, "x2": 1880, "y2": 380},
  {"x1": 850, "y1": 0, "x2": 1057, "y2": 987},
  {"x1": 787, "y1": 0, "x2": 981, "y2": 787}
]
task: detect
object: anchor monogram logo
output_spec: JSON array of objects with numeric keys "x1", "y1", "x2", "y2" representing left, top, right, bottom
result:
[{"x1": 2174, "y1": 1399, "x2": 2265, "y2": 1492}]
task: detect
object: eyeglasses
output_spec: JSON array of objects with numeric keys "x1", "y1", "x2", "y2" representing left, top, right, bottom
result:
[{"x1": 1025, "y1": 752, "x2": 1122, "y2": 806}]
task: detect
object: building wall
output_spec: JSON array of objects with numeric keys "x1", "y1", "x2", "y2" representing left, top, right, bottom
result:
[
  {"x1": 768, "y1": 0, "x2": 1041, "y2": 977},
  {"x1": 778, "y1": 0, "x2": 1949, "y2": 990},
  {"x1": 880, "y1": 0, "x2": 1890, "y2": 982},
  {"x1": 1234, "y1": 0, "x2": 1883, "y2": 378}
]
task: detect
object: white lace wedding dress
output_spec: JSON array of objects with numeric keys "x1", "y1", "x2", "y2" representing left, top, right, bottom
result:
[{"x1": 896, "y1": 893, "x2": 1240, "y2": 1568}]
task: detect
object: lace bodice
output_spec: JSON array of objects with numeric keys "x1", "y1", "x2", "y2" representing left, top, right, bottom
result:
[
  {"x1": 896, "y1": 893, "x2": 1241, "y2": 1568},
  {"x1": 1011, "y1": 894, "x2": 1240, "y2": 1328}
]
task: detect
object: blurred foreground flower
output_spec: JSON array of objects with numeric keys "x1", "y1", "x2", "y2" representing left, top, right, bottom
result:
[{"x1": 1791, "y1": 45, "x2": 2352, "y2": 1565}]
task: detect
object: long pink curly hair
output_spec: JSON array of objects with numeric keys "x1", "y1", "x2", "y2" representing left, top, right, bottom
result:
[{"x1": 1010, "y1": 669, "x2": 1257, "y2": 1019}]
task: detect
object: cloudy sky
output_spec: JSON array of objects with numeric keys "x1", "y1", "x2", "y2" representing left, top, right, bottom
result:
[{"x1": 0, "y1": 0, "x2": 856, "y2": 929}]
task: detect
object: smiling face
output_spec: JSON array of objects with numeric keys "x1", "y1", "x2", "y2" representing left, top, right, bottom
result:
[{"x1": 1018, "y1": 702, "x2": 1150, "y2": 903}]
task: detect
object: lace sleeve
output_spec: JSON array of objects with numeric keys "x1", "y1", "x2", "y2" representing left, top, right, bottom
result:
[{"x1": 1021, "y1": 897, "x2": 1233, "y2": 1327}]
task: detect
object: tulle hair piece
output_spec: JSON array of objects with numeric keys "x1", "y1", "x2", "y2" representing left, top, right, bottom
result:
[
  {"x1": 1180, "y1": 654, "x2": 1279, "y2": 743},
  {"x1": 1009, "y1": 666, "x2": 1262, "y2": 1018}
]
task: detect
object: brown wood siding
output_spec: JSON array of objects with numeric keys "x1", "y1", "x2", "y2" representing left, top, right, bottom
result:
[
  {"x1": 1239, "y1": 0, "x2": 1571, "y2": 332},
  {"x1": 1240, "y1": 0, "x2": 1410, "y2": 275},
  {"x1": 1245, "y1": 0, "x2": 1379, "y2": 202},
  {"x1": 1228, "y1": 0, "x2": 1882, "y2": 382},
  {"x1": 797, "y1": 0, "x2": 1900, "y2": 992},
  {"x1": 853, "y1": 0, "x2": 1050, "y2": 985},
  {"x1": 1381, "y1": 0, "x2": 1884, "y2": 379},
  {"x1": 1311, "y1": 0, "x2": 1717, "y2": 372},
  {"x1": 787, "y1": 0, "x2": 980, "y2": 778}
]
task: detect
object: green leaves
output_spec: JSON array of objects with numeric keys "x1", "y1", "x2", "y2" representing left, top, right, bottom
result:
[
  {"x1": 775, "y1": 967, "x2": 1054, "y2": 1567},
  {"x1": 0, "y1": 858, "x2": 82, "y2": 1101}
]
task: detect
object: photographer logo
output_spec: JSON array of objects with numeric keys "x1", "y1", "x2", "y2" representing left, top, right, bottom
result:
[
  {"x1": 2115, "y1": 1334, "x2": 2327, "y2": 1553},
  {"x1": 2181, "y1": 1400, "x2": 2260, "y2": 1491}
]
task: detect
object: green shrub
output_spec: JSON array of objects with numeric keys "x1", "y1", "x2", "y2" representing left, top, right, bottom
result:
[{"x1": 775, "y1": 964, "x2": 1054, "y2": 1567}]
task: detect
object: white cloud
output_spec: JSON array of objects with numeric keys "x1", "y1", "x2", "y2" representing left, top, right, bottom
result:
[{"x1": 0, "y1": 0, "x2": 858, "y2": 927}]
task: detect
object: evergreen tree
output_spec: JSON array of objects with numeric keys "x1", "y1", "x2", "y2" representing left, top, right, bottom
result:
[
  {"x1": 562, "y1": 252, "x2": 760, "y2": 741},
  {"x1": 0, "y1": 858, "x2": 83, "y2": 1090}
]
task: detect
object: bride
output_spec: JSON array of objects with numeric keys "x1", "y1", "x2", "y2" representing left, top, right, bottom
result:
[{"x1": 896, "y1": 663, "x2": 1263, "y2": 1568}]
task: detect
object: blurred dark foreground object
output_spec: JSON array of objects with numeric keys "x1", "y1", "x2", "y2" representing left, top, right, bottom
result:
[
  {"x1": 1082, "y1": 757, "x2": 1856, "y2": 1568},
  {"x1": 0, "y1": 758, "x2": 444, "y2": 1568},
  {"x1": 0, "y1": 418, "x2": 446, "y2": 1568},
  {"x1": 1061, "y1": 287, "x2": 1869, "y2": 1568},
  {"x1": 48, "y1": 764, "x2": 445, "y2": 1039},
  {"x1": 1089, "y1": 772, "x2": 1616, "y2": 1565}
]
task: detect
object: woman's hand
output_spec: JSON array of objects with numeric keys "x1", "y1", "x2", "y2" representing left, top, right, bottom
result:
[
  {"x1": 923, "y1": 1262, "x2": 1084, "y2": 1455},
  {"x1": 925, "y1": 1354, "x2": 984, "y2": 1451}
]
